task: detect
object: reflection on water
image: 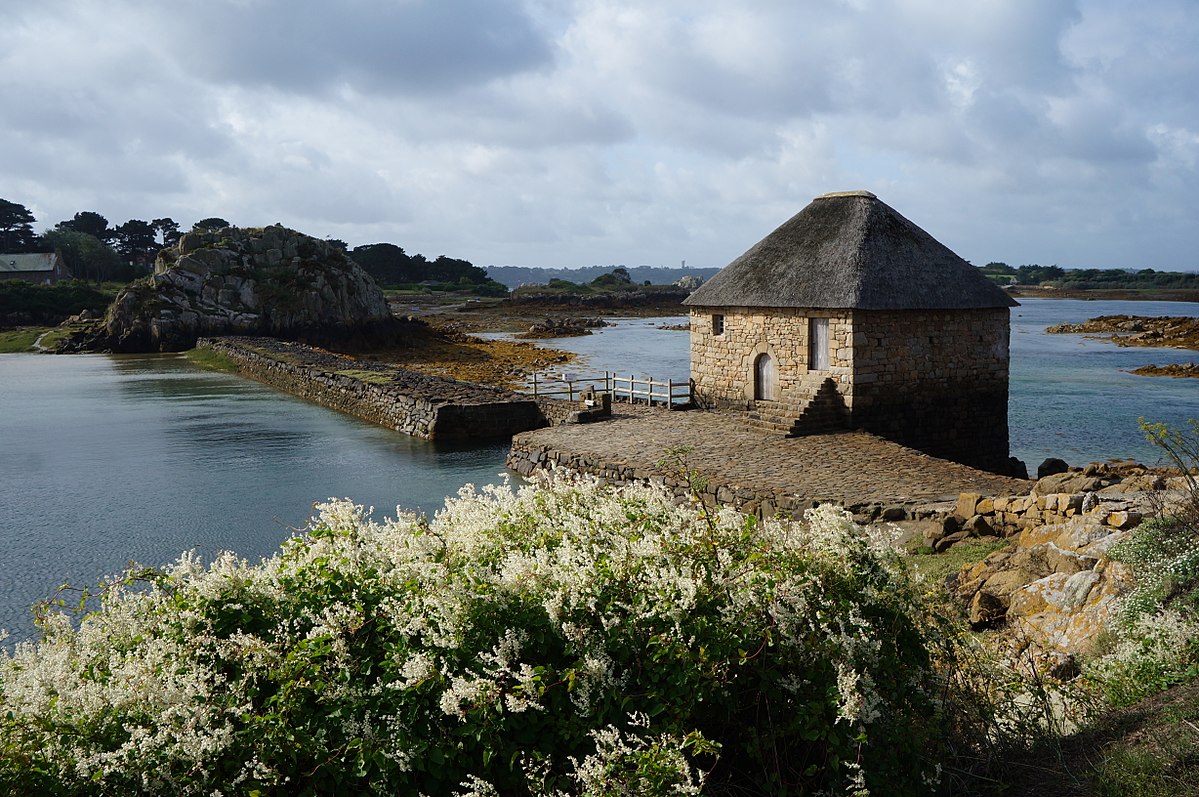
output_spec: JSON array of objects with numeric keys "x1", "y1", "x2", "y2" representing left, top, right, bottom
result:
[{"x1": 0, "y1": 352, "x2": 511, "y2": 642}]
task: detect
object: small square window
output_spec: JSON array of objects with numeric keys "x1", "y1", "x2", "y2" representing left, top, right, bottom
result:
[{"x1": 712, "y1": 314, "x2": 725, "y2": 335}]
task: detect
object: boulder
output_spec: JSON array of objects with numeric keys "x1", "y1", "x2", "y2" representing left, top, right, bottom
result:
[
  {"x1": 1037, "y1": 457, "x2": 1070, "y2": 479},
  {"x1": 956, "y1": 492, "x2": 981, "y2": 518},
  {"x1": 1032, "y1": 471, "x2": 1106, "y2": 496},
  {"x1": 969, "y1": 590, "x2": 1008, "y2": 628},
  {"x1": 1007, "y1": 457, "x2": 1030, "y2": 480},
  {"x1": 964, "y1": 514, "x2": 995, "y2": 537},
  {"x1": 934, "y1": 529, "x2": 971, "y2": 553},
  {"x1": 102, "y1": 225, "x2": 392, "y2": 352}
]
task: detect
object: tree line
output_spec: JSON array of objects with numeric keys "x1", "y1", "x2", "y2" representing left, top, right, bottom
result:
[
  {"x1": 980, "y1": 261, "x2": 1199, "y2": 290},
  {"x1": 0, "y1": 198, "x2": 500, "y2": 291},
  {"x1": 0, "y1": 198, "x2": 236, "y2": 282}
]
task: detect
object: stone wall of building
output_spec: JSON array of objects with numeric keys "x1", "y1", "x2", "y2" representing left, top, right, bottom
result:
[
  {"x1": 848, "y1": 308, "x2": 1010, "y2": 472},
  {"x1": 688, "y1": 306, "x2": 854, "y2": 410},
  {"x1": 688, "y1": 305, "x2": 1011, "y2": 472},
  {"x1": 200, "y1": 337, "x2": 546, "y2": 441}
]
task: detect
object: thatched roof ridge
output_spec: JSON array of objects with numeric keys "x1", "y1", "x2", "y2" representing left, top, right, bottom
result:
[{"x1": 685, "y1": 192, "x2": 1017, "y2": 310}]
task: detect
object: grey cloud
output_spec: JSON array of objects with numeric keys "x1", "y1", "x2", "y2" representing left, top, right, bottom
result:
[{"x1": 170, "y1": 0, "x2": 553, "y2": 96}]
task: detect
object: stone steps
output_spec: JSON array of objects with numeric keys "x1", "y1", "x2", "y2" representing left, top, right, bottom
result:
[{"x1": 738, "y1": 395, "x2": 849, "y2": 437}]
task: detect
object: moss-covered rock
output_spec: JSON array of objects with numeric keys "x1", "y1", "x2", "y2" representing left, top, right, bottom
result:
[{"x1": 102, "y1": 225, "x2": 390, "y2": 352}]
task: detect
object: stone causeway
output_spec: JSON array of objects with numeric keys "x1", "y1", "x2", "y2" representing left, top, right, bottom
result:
[
  {"x1": 200, "y1": 337, "x2": 546, "y2": 441},
  {"x1": 508, "y1": 403, "x2": 1030, "y2": 519}
]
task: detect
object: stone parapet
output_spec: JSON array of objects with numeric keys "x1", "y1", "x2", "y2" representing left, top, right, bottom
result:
[{"x1": 199, "y1": 337, "x2": 546, "y2": 441}]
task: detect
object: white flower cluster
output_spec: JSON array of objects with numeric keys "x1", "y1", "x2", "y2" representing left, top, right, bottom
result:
[{"x1": 1, "y1": 476, "x2": 934, "y2": 794}]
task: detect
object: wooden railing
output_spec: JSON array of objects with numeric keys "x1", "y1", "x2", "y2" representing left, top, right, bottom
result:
[{"x1": 527, "y1": 371, "x2": 691, "y2": 408}]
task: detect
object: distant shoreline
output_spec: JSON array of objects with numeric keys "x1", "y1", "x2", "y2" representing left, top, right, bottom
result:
[{"x1": 1007, "y1": 286, "x2": 1199, "y2": 303}]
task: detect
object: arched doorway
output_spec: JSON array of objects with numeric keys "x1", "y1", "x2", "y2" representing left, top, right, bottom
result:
[{"x1": 754, "y1": 352, "x2": 776, "y2": 401}]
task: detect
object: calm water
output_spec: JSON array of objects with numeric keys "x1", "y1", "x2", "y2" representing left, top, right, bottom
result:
[
  {"x1": 0, "y1": 354, "x2": 510, "y2": 641},
  {"x1": 1009, "y1": 299, "x2": 1197, "y2": 466},
  {"x1": 2, "y1": 298, "x2": 1196, "y2": 641}
]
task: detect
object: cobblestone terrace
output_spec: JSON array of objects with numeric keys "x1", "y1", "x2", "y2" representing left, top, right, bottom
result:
[{"x1": 508, "y1": 405, "x2": 1029, "y2": 518}]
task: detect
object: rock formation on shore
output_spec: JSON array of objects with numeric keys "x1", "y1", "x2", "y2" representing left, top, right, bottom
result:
[
  {"x1": 102, "y1": 225, "x2": 391, "y2": 352},
  {"x1": 930, "y1": 460, "x2": 1190, "y2": 673},
  {"x1": 1046, "y1": 314, "x2": 1199, "y2": 350}
]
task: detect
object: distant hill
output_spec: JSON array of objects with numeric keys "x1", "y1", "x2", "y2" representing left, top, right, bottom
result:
[{"x1": 486, "y1": 265, "x2": 721, "y2": 289}]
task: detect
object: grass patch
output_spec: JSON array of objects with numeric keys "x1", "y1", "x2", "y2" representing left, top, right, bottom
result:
[
  {"x1": 334, "y1": 368, "x2": 395, "y2": 384},
  {"x1": 906, "y1": 538, "x2": 1010, "y2": 584},
  {"x1": 965, "y1": 678, "x2": 1199, "y2": 797},
  {"x1": 35, "y1": 326, "x2": 77, "y2": 351},
  {"x1": 0, "y1": 327, "x2": 48, "y2": 353},
  {"x1": 184, "y1": 347, "x2": 241, "y2": 374}
]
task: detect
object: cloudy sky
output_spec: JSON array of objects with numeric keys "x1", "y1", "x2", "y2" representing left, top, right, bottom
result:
[{"x1": 3, "y1": 0, "x2": 1197, "y2": 271}]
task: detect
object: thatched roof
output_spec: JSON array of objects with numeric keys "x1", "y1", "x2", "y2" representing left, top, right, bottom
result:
[{"x1": 685, "y1": 191, "x2": 1017, "y2": 310}]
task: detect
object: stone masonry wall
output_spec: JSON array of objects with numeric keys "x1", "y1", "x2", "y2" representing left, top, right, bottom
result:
[
  {"x1": 689, "y1": 305, "x2": 1011, "y2": 472},
  {"x1": 848, "y1": 308, "x2": 1010, "y2": 473},
  {"x1": 688, "y1": 306, "x2": 853, "y2": 410},
  {"x1": 200, "y1": 337, "x2": 546, "y2": 441}
]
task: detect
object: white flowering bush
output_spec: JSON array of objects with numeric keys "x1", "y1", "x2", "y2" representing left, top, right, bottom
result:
[
  {"x1": 1, "y1": 478, "x2": 943, "y2": 795},
  {"x1": 1083, "y1": 419, "x2": 1199, "y2": 706}
]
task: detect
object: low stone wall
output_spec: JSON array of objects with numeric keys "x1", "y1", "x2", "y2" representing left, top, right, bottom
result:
[
  {"x1": 534, "y1": 397, "x2": 580, "y2": 427},
  {"x1": 199, "y1": 337, "x2": 546, "y2": 441}
]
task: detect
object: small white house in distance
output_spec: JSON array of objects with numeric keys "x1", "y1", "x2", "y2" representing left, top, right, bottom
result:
[
  {"x1": 684, "y1": 190, "x2": 1018, "y2": 474},
  {"x1": 0, "y1": 252, "x2": 72, "y2": 285}
]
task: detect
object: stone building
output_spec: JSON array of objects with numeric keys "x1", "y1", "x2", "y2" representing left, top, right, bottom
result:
[
  {"x1": 684, "y1": 190, "x2": 1017, "y2": 473},
  {"x1": 0, "y1": 252, "x2": 71, "y2": 285}
]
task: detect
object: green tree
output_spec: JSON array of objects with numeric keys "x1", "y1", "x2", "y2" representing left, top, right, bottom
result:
[
  {"x1": 113, "y1": 219, "x2": 160, "y2": 270},
  {"x1": 41, "y1": 228, "x2": 128, "y2": 283},
  {"x1": 591, "y1": 266, "x2": 633, "y2": 287},
  {"x1": 350, "y1": 242, "x2": 411, "y2": 283},
  {"x1": 1016, "y1": 264, "x2": 1066, "y2": 284},
  {"x1": 0, "y1": 199, "x2": 38, "y2": 252},
  {"x1": 152, "y1": 218, "x2": 181, "y2": 247},
  {"x1": 192, "y1": 217, "x2": 230, "y2": 231},
  {"x1": 58, "y1": 211, "x2": 113, "y2": 243},
  {"x1": 430, "y1": 254, "x2": 487, "y2": 284}
]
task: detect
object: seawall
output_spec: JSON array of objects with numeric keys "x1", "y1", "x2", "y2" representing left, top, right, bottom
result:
[
  {"x1": 507, "y1": 404, "x2": 1030, "y2": 521},
  {"x1": 199, "y1": 336, "x2": 547, "y2": 441}
]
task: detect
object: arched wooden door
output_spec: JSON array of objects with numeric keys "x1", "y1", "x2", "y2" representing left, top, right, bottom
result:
[{"x1": 754, "y1": 353, "x2": 776, "y2": 401}]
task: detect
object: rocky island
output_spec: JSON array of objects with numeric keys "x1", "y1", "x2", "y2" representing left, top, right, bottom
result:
[
  {"x1": 95, "y1": 224, "x2": 392, "y2": 352},
  {"x1": 1047, "y1": 314, "x2": 1199, "y2": 377}
]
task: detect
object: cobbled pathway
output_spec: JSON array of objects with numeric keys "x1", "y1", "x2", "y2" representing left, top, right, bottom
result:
[{"x1": 509, "y1": 403, "x2": 1029, "y2": 517}]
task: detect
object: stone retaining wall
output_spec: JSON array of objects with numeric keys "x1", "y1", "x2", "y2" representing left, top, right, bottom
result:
[{"x1": 200, "y1": 337, "x2": 546, "y2": 441}]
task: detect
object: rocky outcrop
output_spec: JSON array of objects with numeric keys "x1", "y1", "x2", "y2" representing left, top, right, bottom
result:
[
  {"x1": 508, "y1": 285, "x2": 689, "y2": 309},
  {"x1": 937, "y1": 463, "x2": 1191, "y2": 671},
  {"x1": 103, "y1": 225, "x2": 391, "y2": 352},
  {"x1": 1046, "y1": 315, "x2": 1199, "y2": 349},
  {"x1": 516, "y1": 317, "x2": 609, "y2": 339},
  {"x1": 1130, "y1": 362, "x2": 1199, "y2": 378}
]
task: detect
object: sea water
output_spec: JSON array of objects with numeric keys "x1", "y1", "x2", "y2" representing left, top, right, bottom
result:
[{"x1": 0, "y1": 353, "x2": 510, "y2": 641}]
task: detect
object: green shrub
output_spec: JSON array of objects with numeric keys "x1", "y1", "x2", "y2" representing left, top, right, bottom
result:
[
  {"x1": 1084, "y1": 419, "x2": 1199, "y2": 706},
  {"x1": 0, "y1": 279, "x2": 110, "y2": 322},
  {"x1": 0, "y1": 479, "x2": 945, "y2": 795}
]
